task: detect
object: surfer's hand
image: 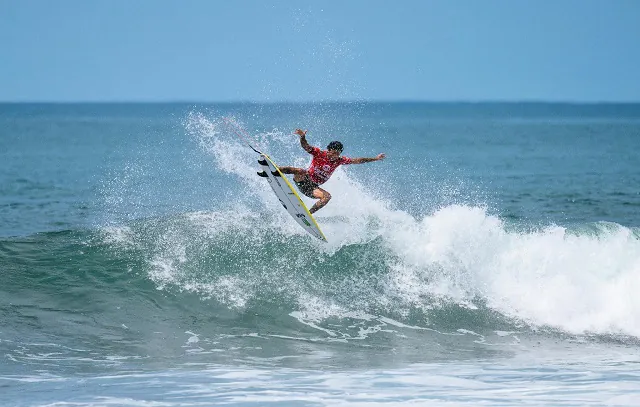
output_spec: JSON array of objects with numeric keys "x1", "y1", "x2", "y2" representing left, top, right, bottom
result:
[
  {"x1": 295, "y1": 129, "x2": 307, "y2": 138},
  {"x1": 376, "y1": 153, "x2": 386, "y2": 161}
]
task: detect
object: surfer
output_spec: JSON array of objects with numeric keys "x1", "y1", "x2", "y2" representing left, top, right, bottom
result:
[{"x1": 279, "y1": 129, "x2": 386, "y2": 214}]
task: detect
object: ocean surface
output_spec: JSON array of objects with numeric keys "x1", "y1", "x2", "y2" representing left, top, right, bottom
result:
[{"x1": 1, "y1": 102, "x2": 640, "y2": 406}]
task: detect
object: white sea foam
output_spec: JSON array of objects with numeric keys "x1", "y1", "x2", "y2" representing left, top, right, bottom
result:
[
  {"x1": 99, "y1": 225, "x2": 135, "y2": 246},
  {"x1": 19, "y1": 357, "x2": 640, "y2": 406},
  {"x1": 383, "y1": 204, "x2": 640, "y2": 336}
]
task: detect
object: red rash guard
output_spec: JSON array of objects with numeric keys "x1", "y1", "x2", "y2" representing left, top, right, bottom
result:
[{"x1": 307, "y1": 147, "x2": 353, "y2": 184}]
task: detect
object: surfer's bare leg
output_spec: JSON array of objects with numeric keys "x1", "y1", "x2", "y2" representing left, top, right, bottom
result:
[
  {"x1": 279, "y1": 166, "x2": 307, "y2": 180},
  {"x1": 279, "y1": 167, "x2": 328, "y2": 211},
  {"x1": 309, "y1": 187, "x2": 331, "y2": 214}
]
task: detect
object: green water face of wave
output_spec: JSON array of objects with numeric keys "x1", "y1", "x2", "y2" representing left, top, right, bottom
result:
[{"x1": 2, "y1": 208, "x2": 639, "y2": 372}]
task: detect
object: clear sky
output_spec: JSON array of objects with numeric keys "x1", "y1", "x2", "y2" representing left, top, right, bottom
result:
[{"x1": 1, "y1": 0, "x2": 639, "y2": 102}]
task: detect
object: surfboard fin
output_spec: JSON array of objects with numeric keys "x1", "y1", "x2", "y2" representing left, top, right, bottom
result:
[
  {"x1": 271, "y1": 171, "x2": 281, "y2": 177},
  {"x1": 258, "y1": 158, "x2": 268, "y2": 166},
  {"x1": 257, "y1": 171, "x2": 268, "y2": 178}
]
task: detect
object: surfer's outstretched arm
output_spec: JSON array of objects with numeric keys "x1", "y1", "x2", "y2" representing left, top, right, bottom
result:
[
  {"x1": 350, "y1": 153, "x2": 386, "y2": 164},
  {"x1": 295, "y1": 129, "x2": 314, "y2": 153}
]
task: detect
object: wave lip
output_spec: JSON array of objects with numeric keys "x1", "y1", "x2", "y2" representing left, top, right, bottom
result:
[{"x1": 384, "y1": 204, "x2": 640, "y2": 337}]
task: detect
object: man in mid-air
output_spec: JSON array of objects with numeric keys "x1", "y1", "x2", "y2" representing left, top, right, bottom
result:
[{"x1": 279, "y1": 129, "x2": 386, "y2": 214}]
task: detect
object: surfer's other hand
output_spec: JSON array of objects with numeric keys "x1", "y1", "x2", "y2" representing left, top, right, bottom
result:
[{"x1": 295, "y1": 129, "x2": 307, "y2": 138}]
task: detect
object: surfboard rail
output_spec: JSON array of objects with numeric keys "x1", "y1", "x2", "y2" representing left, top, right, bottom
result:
[{"x1": 258, "y1": 154, "x2": 327, "y2": 242}]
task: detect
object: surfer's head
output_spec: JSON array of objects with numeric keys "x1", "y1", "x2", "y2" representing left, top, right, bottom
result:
[
  {"x1": 326, "y1": 141, "x2": 343, "y2": 161},
  {"x1": 327, "y1": 141, "x2": 343, "y2": 153}
]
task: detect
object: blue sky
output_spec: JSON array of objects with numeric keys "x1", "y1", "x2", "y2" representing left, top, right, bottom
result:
[{"x1": 1, "y1": 0, "x2": 639, "y2": 102}]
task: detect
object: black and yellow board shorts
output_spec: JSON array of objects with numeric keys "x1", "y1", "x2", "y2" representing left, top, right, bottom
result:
[{"x1": 294, "y1": 177, "x2": 319, "y2": 198}]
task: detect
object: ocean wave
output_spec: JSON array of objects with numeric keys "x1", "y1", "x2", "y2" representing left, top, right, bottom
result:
[
  {"x1": 2, "y1": 111, "x2": 640, "y2": 359},
  {"x1": 2, "y1": 201, "x2": 640, "y2": 344}
]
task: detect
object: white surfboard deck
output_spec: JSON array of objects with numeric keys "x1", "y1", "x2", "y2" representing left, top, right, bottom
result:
[{"x1": 257, "y1": 154, "x2": 327, "y2": 242}]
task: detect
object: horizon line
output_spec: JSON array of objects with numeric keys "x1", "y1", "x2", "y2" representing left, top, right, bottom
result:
[{"x1": 1, "y1": 99, "x2": 640, "y2": 105}]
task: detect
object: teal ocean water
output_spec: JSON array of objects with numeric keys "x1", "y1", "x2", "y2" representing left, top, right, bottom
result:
[{"x1": 1, "y1": 102, "x2": 640, "y2": 406}]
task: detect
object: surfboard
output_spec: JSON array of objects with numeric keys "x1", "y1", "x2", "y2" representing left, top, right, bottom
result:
[{"x1": 257, "y1": 154, "x2": 327, "y2": 242}]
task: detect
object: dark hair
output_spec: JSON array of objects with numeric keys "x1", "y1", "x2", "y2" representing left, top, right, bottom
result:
[{"x1": 327, "y1": 141, "x2": 343, "y2": 152}]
